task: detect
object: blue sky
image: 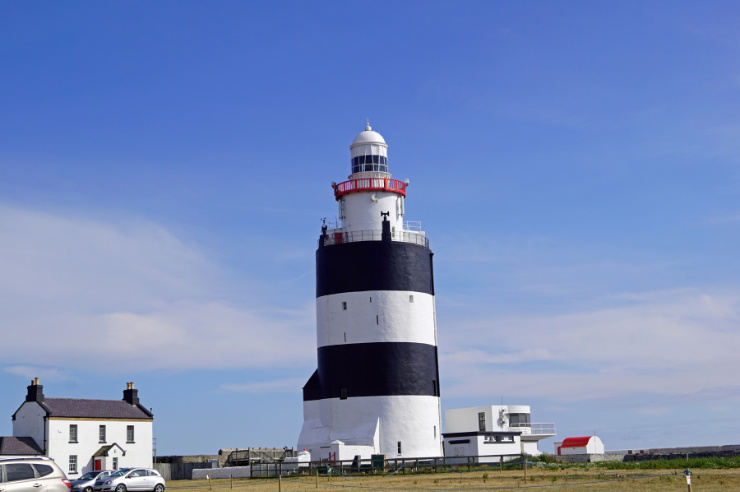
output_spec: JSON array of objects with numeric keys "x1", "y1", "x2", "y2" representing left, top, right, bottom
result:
[{"x1": 1, "y1": 1, "x2": 739, "y2": 456}]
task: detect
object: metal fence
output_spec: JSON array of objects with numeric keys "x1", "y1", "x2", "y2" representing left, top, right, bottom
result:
[{"x1": 250, "y1": 454, "x2": 524, "y2": 478}]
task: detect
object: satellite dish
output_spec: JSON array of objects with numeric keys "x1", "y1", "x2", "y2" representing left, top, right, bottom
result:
[{"x1": 371, "y1": 194, "x2": 378, "y2": 203}]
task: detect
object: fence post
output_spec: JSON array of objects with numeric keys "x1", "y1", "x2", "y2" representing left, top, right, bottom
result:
[
  {"x1": 230, "y1": 474, "x2": 233, "y2": 489},
  {"x1": 500, "y1": 456, "x2": 503, "y2": 473},
  {"x1": 467, "y1": 456, "x2": 471, "y2": 472},
  {"x1": 315, "y1": 470, "x2": 318, "y2": 488},
  {"x1": 278, "y1": 476, "x2": 282, "y2": 492}
]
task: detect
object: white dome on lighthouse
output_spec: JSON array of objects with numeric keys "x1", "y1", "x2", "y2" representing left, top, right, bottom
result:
[{"x1": 350, "y1": 124, "x2": 387, "y2": 148}]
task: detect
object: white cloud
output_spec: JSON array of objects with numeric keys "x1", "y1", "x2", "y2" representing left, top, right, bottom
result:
[
  {"x1": 4, "y1": 366, "x2": 71, "y2": 382},
  {"x1": 440, "y1": 288, "x2": 740, "y2": 401},
  {"x1": 221, "y1": 378, "x2": 306, "y2": 393},
  {"x1": 0, "y1": 205, "x2": 315, "y2": 373}
]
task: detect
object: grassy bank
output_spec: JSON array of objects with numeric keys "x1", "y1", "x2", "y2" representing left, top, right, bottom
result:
[{"x1": 168, "y1": 465, "x2": 740, "y2": 491}]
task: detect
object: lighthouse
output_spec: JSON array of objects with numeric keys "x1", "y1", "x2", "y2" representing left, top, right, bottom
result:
[{"x1": 297, "y1": 124, "x2": 443, "y2": 461}]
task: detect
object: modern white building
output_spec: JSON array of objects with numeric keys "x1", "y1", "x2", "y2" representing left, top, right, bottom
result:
[
  {"x1": 297, "y1": 124, "x2": 443, "y2": 462},
  {"x1": 443, "y1": 405, "x2": 556, "y2": 460},
  {"x1": 6, "y1": 379, "x2": 153, "y2": 476}
]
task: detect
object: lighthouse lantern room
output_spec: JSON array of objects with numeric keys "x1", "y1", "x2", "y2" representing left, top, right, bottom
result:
[{"x1": 297, "y1": 124, "x2": 443, "y2": 461}]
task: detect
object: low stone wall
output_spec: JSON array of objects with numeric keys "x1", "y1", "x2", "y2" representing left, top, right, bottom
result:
[
  {"x1": 192, "y1": 466, "x2": 251, "y2": 480},
  {"x1": 553, "y1": 445, "x2": 740, "y2": 464}
]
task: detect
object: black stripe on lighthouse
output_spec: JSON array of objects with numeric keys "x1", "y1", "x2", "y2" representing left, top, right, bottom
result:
[
  {"x1": 316, "y1": 239, "x2": 435, "y2": 297},
  {"x1": 303, "y1": 342, "x2": 440, "y2": 401}
]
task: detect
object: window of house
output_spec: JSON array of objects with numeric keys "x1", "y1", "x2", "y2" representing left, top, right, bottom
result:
[
  {"x1": 112, "y1": 457, "x2": 118, "y2": 470},
  {"x1": 342, "y1": 302, "x2": 347, "y2": 310},
  {"x1": 69, "y1": 455, "x2": 77, "y2": 474},
  {"x1": 99, "y1": 425, "x2": 106, "y2": 443},
  {"x1": 69, "y1": 424, "x2": 78, "y2": 443},
  {"x1": 478, "y1": 412, "x2": 486, "y2": 432},
  {"x1": 397, "y1": 441, "x2": 402, "y2": 454},
  {"x1": 127, "y1": 425, "x2": 135, "y2": 443},
  {"x1": 409, "y1": 295, "x2": 414, "y2": 303}
]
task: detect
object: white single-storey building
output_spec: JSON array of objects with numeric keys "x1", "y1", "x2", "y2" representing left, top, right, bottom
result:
[
  {"x1": 555, "y1": 436, "x2": 604, "y2": 455},
  {"x1": 3, "y1": 379, "x2": 153, "y2": 476},
  {"x1": 443, "y1": 405, "x2": 555, "y2": 461}
]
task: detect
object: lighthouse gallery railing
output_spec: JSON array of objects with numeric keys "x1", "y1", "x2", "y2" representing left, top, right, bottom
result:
[
  {"x1": 333, "y1": 177, "x2": 407, "y2": 198},
  {"x1": 321, "y1": 229, "x2": 429, "y2": 248}
]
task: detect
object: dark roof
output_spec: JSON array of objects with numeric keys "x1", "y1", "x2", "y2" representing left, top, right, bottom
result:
[
  {"x1": 442, "y1": 431, "x2": 521, "y2": 438},
  {"x1": 93, "y1": 443, "x2": 124, "y2": 457},
  {"x1": 42, "y1": 398, "x2": 153, "y2": 419},
  {"x1": 0, "y1": 437, "x2": 44, "y2": 455}
]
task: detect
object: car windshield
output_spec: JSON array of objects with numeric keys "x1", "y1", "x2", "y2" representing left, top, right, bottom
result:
[
  {"x1": 80, "y1": 472, "x2": 99, "y2": 480},
  {"x1": 109, "y1": 470, "x2": 128, "y2": 477}
]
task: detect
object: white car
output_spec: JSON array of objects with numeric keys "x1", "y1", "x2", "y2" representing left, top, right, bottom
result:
[{"x1": 93, "y1": 468, "x2": 164, "y2": 492}]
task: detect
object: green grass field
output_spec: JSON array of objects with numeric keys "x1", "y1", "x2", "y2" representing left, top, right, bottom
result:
[{"x1": 168, "y1": 467, "x2": 740, "y2": 491}]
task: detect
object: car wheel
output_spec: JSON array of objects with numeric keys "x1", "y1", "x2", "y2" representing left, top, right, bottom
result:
[
  {"x1": 153, "y1": 484, "x2": 164, "y2": 492},
  {"x1": 115, "y1": 485, "x2": 127, "y2": 492},
  {"x1": 84, "y1": 487, "x2": 93, "y2": 492}
]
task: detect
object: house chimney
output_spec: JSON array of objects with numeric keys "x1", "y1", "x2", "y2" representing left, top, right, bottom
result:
[
  {"x1": 123, "y1": 381, "x2": 139, "y2": 405},
  {"x1": 26, "y1": 378, "x2": 44, "y2": 403}
]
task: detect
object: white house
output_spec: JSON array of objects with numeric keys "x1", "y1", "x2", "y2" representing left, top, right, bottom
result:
[
  {"x1": 555, "y1": 436, "x2": 604, "y2": 456},
  {"x1": 5, "y1": 379, "x2": 153, "y2": 476},
  {"x1": 443, "y1": 405, "x2": 556, "y2": 461}
]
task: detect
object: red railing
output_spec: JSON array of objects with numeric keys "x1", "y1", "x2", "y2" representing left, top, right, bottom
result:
[{"x1": 333, "y1": 177, "x2": 406, "y2": 199}]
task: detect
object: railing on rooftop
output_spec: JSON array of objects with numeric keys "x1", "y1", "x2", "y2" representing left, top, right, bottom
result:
[
  {"x1": 514, "y1": 423, "x2": 556, "y2": 436},
  {"x1": 404, "y1": 221, "x2": 422, "y2": 232},
  {"x1": 321, "y1": 229, "x2": 429, "y2": 248},
  {"x1": 333, "y1": 177, "x2": 407, "y2": 199}
]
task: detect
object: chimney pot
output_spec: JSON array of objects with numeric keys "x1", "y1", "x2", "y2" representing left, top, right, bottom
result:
[{"x1": 26, "y1": 379, "x2": 44, "y2": 403}]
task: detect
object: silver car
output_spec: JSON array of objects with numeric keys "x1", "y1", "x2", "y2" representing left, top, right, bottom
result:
[
  {"x1": 0, "y1": 456, "x2": 71, "y2": 492},
  {"x1": 71, "y1": 470, "x2": 114, "y2": 492},
  {"x1": 93, "y1": 468, "x2": 164, "y2": 492}
]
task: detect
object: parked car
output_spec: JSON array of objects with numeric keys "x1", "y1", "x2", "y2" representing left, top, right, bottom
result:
[
  {"x1": 93, "y1": 468, "x2": 164, "y2": 492},
  {"x1": 0, "y1": 456, "x2": 71, "y2": 492},
  {"x1": 71, "y1": 470, "x2": 115, "y2": 492}
]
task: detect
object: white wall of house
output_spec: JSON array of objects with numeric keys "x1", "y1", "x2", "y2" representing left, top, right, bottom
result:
[
  {"x1": 12, "y1": 402, "x2": 46, "y2": 451},
  {"x1": 47, "y1": 418, "x2": 153, "y2": 475}
]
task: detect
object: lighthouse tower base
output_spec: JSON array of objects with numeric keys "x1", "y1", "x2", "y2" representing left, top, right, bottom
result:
[{"x1": 298, "y1": 395, "x2": 442, "y2": 461}]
